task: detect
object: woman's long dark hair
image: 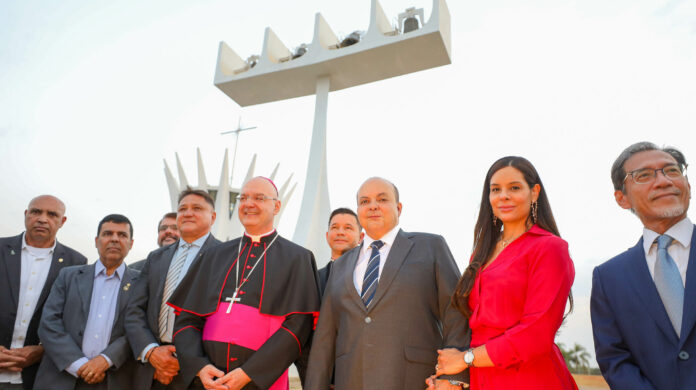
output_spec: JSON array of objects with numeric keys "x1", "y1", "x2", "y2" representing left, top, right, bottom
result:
[{"x1": 451, "y1": 156, "x2": 573, "y2": 318}]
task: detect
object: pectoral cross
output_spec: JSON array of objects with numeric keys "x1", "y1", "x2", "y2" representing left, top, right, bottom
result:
[{"x1": 225, "y1": 290, "x2": 241, "y2": 314}]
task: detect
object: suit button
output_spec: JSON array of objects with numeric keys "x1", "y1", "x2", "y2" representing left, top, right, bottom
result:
[
  {"x1": 679, "y1": 351, "x2": 689, "y2": 361},
  {"x1": 364, "y1": 317, "x2": 372, "y2": 324}
]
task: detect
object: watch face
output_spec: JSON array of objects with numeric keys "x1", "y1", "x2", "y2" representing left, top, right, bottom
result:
[{"x1": 464, "y1": 351, "x2": 475, "y2": 364}]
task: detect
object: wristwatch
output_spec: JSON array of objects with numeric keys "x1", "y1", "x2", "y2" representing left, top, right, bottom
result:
[{"x1": 463, "y1": 348, "x2": 475, "y2": 367}]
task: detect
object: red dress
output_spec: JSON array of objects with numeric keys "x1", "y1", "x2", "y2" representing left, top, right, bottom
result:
[{"x1": 468, "y1": 225, "x2": 577, "y2": 390}]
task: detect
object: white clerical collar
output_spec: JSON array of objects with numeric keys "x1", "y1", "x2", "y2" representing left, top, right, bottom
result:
[
  {"x1": 362, "y1": 225, "x2": 400, "y2": 255},
  {"x1": 643, "y1": 217, "x2": 693, "y2": 254},
  {"x1": 244, "y1": 229, "x2": 276, "y2": 243}
]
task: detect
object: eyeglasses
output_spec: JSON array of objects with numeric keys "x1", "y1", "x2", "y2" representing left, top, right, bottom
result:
[
  {"x1": 158, "y1": 224, "x2": 178, "y2": 232},
  {"x1": 235, "y1": 195, "x2": 278, "y2": 203},
  {"x1": 623, "y1": 164, "x2": 688, "y2": 185}
]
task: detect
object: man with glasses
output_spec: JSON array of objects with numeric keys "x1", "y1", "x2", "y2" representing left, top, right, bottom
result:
[
  {"x1": 126, "y1": 188, "x2": 220, "y2": 389},
  {"x1": 168, "y1": 177, "x2": 320, "y2": 390},
  {"x1": 591, "y1": 142, "x2": 695, "y2": 390},
  {"x1": 130, "y1": 213, "x2": 180, "y2": 272}
]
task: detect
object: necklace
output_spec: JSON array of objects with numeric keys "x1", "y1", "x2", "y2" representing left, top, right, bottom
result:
[
  {"x1": 224, "y1": 233, "x2": 278, "y2": 313},
  {"x1": 499, "y1": 230, "x2": 527, "y2": 248}
]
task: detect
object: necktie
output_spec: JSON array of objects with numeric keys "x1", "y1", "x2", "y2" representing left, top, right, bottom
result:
[
  {"x1": 361, "y1": 240, "x2": 384, "y2": 307},
  {"x1": 654, "y1": 234, "x2": 684, "y2": 337},
  {"x1": 159, "y1": 243, "x2": 191, "y2": 341}
]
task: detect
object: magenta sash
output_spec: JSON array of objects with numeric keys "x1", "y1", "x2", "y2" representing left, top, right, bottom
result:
[{"x1": 203, "y1": 303, "x2": 288, "y2": 390}]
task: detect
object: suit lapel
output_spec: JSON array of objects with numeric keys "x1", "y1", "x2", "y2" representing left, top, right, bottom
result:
[
  {"x1": 35, "y1": 243, "x2": 66, "y2": 315},
  {"x1": 154, "y1": 243, "x2": 178, "y2": 309},
  {"x1": 112, "y1": 267, "x2": 136, "y2": 336},
  {"x1": 78, "y1": 263, "x2": 96, "y2": 318},
  {"x1": 679, "y1": 225, "x2": 696, "y2": 347},
  {"x1": 368, "y1": 229, "x2": 413, "y2": 312},
  {"x1": 2, "y1": 235, "x2": 23, "y2": 307},
  {"x1": 624, "y1": 238, "x2": 679, "y2": 343},
  {"x1": 345, "y1": 244, "x2": 366, "y2": 311}
]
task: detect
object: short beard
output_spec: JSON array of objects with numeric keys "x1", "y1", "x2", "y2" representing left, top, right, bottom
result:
[{"x1": 657, "y1": 205, "x2": 686, "y2": 219}]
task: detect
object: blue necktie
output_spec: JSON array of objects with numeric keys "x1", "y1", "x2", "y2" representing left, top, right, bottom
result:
[
  {"x1": 361, "y1": 240, "x2": 384, "y2": 307},
  {"x1": 654, "y1": 234, "x2": 684, "y2": 337}
]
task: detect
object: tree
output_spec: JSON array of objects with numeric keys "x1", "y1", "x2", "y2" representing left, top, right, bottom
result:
[{"x1": 557, "y1": 342, "x2": 592, "y2": 374}]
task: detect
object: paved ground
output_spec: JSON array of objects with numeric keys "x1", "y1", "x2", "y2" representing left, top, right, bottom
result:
[{"x1": 289, "y1": 375, "x2": 609, "y2": 389}]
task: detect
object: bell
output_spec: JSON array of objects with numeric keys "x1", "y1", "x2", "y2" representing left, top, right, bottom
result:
[
  {"x1": 292, "y1": 45, "x2": 308, "y2": 59},
  {"x1": 403, "y1": 16, "x2": 419, "y2": 33},
  {"x1": 340, "y1": 31, "x2": 361, "y2": 48}
]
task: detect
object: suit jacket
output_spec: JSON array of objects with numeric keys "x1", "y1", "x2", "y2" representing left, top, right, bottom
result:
[
  {"x1": 34, "y1": 262, "x2": 138, "y2": 390},
  {"x1": 317, "y1": 260, "x2": 333, "y2": 298},
  {"x1": 129, "y1": 259, "x2": 146, "y2": 272},
  {"x1": 125, "y1": 235, "x2": 221, "y2": 390},
  {"x1": 305, "y1": 229, "x2": 469, "y2": 390},
  {"x1": 591, "y1": 225, "x2": 696, "y2": 390},
  {"x1": 0, "y1": 233, "x2": 87, "y2": 389}
]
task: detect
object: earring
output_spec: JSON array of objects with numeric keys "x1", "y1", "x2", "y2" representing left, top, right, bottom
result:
[
  {"x1": 531, "y1": 201, "x2": 538, "y2": 224},
  {"x1": 492, "y1": 214, "x2": 498, "y2": 225}
]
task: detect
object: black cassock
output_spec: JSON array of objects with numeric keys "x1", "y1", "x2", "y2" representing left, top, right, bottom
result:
[{"x1": 168, "y1": 231, "x2": 321, "y2": 389}]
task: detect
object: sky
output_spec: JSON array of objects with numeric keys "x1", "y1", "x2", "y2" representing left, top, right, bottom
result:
[{"x1": 1, "y1": 0, "x2": 695, "y2": 362}]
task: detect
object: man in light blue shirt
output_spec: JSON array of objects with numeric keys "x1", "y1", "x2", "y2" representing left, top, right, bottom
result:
[{"x1": 34, "y1": 214, "x2": 139, "y2": 390}]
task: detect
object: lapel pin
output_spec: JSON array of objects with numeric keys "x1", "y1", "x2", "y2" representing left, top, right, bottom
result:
[
  {"x1": 10, "y1": 250, "x2": 16, "y2": 255},
  {"x1": 123, "y1": 283, "x2": 131, "y2": 291},
  {"x1": 58, "y1": 258, "x2": 64, "y2": 263}
]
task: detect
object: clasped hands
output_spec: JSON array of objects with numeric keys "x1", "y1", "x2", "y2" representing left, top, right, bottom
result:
[
  {"x1": 76, "y1": 355, "x2": 110, "y2": 384},
  {"x1": 198, "y1": 364, "x2": 251, "y2": 390},
  {"x1": 0, "y1": 345, "x2": 44, "y2": 372},
  {"x1": 425, "y1": 348, "x2": 469, "y2": 390},
  {"x1": 148, "y1": 345, "x2": 180, "y2": 385}
]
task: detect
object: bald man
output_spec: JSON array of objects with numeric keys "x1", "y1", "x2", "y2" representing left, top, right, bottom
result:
[
  {"x1": 305, "y1": 178, "x2": 467, "y2": 390},
  {"x1": 169, "y1": 177, "x2": 321, "y2": 390},
  {"x1": 0, "y1": 195, "x2": 87, "y2": 390}
]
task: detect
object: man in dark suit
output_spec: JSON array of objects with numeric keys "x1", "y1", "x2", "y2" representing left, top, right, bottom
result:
[
  {"x1": 0, "y1": 195, "x2": 87, "y2": 390},
  {"x1": 34, "y1": 214, "x2": 138, "y2": 390},
  {"x1": 126, "y1": 188, "x2": 220, "y2": 389},
  {"x1": 591, "y1": 142, "x2": 695, "y2": 390},
  {"x1": 305, "y1": 177, "x2": 468, "y2": 390},
  {"x1": 130, "y1": 212, "x2": 180, "y2": 272},
  {"x1": 318, "y1": 208, "x2": 363, "y2": 296}
]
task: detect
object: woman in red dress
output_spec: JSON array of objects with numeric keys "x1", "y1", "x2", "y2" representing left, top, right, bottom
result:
[{"x1": 431, "y1": 156, "x2": 577, "y2": 390}]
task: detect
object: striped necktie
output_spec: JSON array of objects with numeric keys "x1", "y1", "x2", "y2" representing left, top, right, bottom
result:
[
  {"x1": 361, "y1": 240, "x2": 384, "y2": 307},
  {"x1": 159, "y1": 243, "x2": 191, "y2": 341},
  {"x1": 654, "y1": 234, "x2": 684, "y2": 337}
]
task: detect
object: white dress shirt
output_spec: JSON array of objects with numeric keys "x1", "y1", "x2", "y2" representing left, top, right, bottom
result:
[
  {"x1": 353, "y1": 225, "x2": 400, "y2": 293},
  {"x1": 642, "y1": 217, "x2": 692, "y2": 286},
  {"x1": 0, "y1": 234, "x2": 55, "y2": 384}
]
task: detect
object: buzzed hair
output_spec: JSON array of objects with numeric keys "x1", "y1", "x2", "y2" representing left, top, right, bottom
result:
[
  {"x1": 328, "y1": 207, "x2": 362, "y2": 230},
  {"x1": 178, "y1": 186, "x2": 215, "y2": 209},
  {"x1": 28, "y1": 195, "x2": 66, "y2": 215},
  {"x1": 244, "y1": 176, "x2": 279, "y2": 197},
  {"x1": 356, "y1": 177, "x2": 400, "y2": 203}
]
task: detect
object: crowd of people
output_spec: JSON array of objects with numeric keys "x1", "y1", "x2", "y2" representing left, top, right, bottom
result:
[{"x1": 0, "y1": 141, "x2": 693, "y2": 390}]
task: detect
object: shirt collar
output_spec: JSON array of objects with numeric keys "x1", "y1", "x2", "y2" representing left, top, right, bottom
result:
[
  {"x1": 243, "y1": 229, "x2": 277, "y2": 243},
  {"x1": 362, "y1": 225, "x2": 400, "y2": 254},
  {"x1": 95, "y1": 260, "x2": 126, "y2": 280},
  {"x1": 21, "y1": 232, "x2": 57, "y2": 253},
  {"x1": 180, "y1": 232, "x2": 210, "y2": 249},
  {"x1": 643, "y1": 217, "x2": 693, "y2": 253}
]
